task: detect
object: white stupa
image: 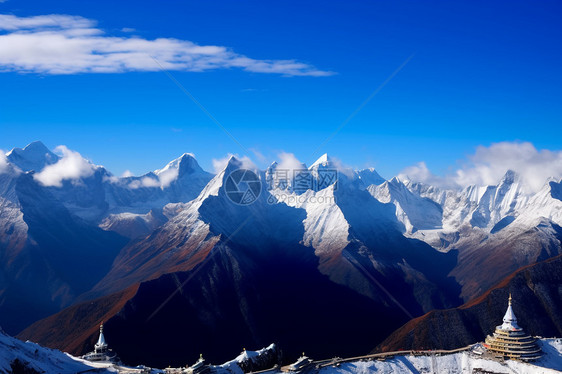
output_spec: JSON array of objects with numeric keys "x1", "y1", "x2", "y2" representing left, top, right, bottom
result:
[
  {"x1": 484, "y1": 294, "x2": 542, "y2": 361},
  {"x1": 82, "y1": 323, "x2": 120, "y2": 363}
]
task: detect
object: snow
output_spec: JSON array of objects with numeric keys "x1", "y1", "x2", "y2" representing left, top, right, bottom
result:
[
  {"x1": 355, "y1": 168, "x2": 385, "y2": 187},
  {"x1": 315, "y1": 351, "x2": 561, "y2": 374},
  {"x1": 6, "y1": 141, "x2": 59, "y2": 172},
  {"x1": 1, "y1": 142, "x2": 214, "y2": 239},
  {"x1": 273, "y1": 185, "x2": 350, "y2": 256},
  {"x1": 213, "y1": 344, "x2": 277, "y2": 374},
  {"x1": 385, "y1": 170, "x2": 562, "y2": 252},
  {"x1": 0, "y1": 173, "x2": 28, "y2": 248},
  {"x1": 2, "y1": 327, "x2": 561, "y2": 374},
  {"x1": 0, "y1": 328, "x2": 167, "y2": 373},
  {"x1": 500, "y1": 298, "x2": 520, "y2": 330},
  {"x1": 310, "y1": 153, "x2": 330, "y2": 169},
  {"x1": 291, "y1": 339, "x2": 562, "y2": 374},
  {"x1": 516, "y1": 179, "x2": 562, "y2": 227},
  {"x1": 368, "y1": 178, "x2": 443, "y2": 233},
  {"x1": 154, "y1": 153, "x2": 201, "y2": 188},
  {"x1": 537, "y1": 338, "x2": 562, "y2": 371},
  {"x1": 224, "y1": 344, "x2": 276, "y2": 366},
  {"x1": 0, "y1": 328, "x2": 117, "y2": 373},
  {"x1": 7, "y1": 143, "x2": 561, "y2": 253}
]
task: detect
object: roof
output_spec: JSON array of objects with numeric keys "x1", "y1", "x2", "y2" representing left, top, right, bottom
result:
[
  {"x1": 95, "y1": 324, "x2": 108, "y2": 349},
  {"x1": 500, "y1": 294, "x2": 521, "y2": 330}
]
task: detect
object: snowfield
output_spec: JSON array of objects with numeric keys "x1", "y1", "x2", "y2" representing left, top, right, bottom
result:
[
  {"x1": 0, "y1": 328, "x2": 114, "y2": 373},
  {"x1": 0, "y1": 328, "x2": 155, "y2": 373},
  {"x1": 316, "y1": 339, "x2": 562, "y2": 374},
  {"x1": 2, "y1": 324, "x2": 560, "y2": 374}
]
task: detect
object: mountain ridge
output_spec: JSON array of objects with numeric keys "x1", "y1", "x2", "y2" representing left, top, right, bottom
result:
[{"x1": 1, "y1": 141, "x2": 561, "y2": 364}]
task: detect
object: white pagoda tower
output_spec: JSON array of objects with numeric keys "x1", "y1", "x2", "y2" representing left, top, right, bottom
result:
[
  {"x1": 484, "y1": 294, "x2": 542, "y2": 361},
  {"x1": 82, "y1": 323, "x2": 119, "y2": 363}
]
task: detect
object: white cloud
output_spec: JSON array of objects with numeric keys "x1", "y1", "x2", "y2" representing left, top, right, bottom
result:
[
  {"x1": 327, "y1": 155, "x2": 355, "y2": 178},
  {"x1": 212, "y1": 156, "x2": 231, "y2": 174},
  {"x1": 277, "y1": 152, "x2": 304, "y2": 173},
  {"x1": 0, "y1": 150, "x2": 10, "y2": 174},
  {"x1": 398, "y1": 162, "x2": 456, "y2": 189},
  {"x1": 399, "y1": 142, "x2": 562, "y2": 192},
  {"x1": 212, "y1": 154, "x2": 256, "y2": 173},
  {"x1": 121, "y1": 170, "x2": 134, "y2": 178},
  {"x1": 33, "y1": 145, "x2": 96, "y2": 187},
  {"x1": 454, "y1": 142, "x2": 562, "y2": 192},
  {"x1": 103, "y1": 175, "x2": 119, "y2": 184},
  {"x1": 0, "y1": 14, "x2": 95, "y2": 31},
  {"x1": 0, "y1": 13, "x2": 333, "y2": 76},
  {"x1": 128, "y1": 176, "x2": 160, "y2": 189},
  {"x1": 157, "y1": 167, "x2": 179, "y2": 188}
]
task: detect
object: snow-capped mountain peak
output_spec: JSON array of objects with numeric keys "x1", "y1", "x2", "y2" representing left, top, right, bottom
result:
[
  {"x1": 154, "y1": 153, "x2": 208, "y2": 189},
  {"x1": 468, "y1": 169, "x2": 529, "y2": 229},
  {"x1": 388, "y1": 176, "x2": 402, "y2": 184},
  {"x1": 355, "y1": 167, "x2": 385, "y2": 188},
  {"x1": 192, "y1": 155, "x2": 253, "y2": 203},
  {"x1": 155, "y1": 153, "x2": 202, "y2": 177},
  {"x1": 309, "y1": 153, "x2": 331, "y2": 169},
  {"x1": 6, "y1": 141, "x2": 59, "y2": 172},
  {"x1": 368, "y1": 177, "x2": 443, "y2": 233},
  {"x1": 515, "y1": 179, "x2": 562, "y2": 226}
]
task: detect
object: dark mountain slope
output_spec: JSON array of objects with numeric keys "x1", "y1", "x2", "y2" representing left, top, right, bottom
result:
[
  {"x1": 20, "y1": 240, "x2": 410, "y2": 368},
  {"x1": 0, "y1": 172, "x2": 127, "y2": 334},
  {"x1": 18, "y1": 285, "x2": 139, "y2": 356},
  {"x1": 375, "y1": 254, "x2": 562, "y2": 353}
]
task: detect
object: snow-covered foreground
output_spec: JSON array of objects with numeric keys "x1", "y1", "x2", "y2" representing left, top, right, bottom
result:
[
  {"x1": 0, "y1": 326, "x2": 275, "y2": 374},
  {"x1": 316, "y1": 339, "x2": 562, "y2": 374},
  {"x1": 2, "y1": 326, "x2": 560, "y2": 374},
  {"x1": 0, "y1": 329, "x2": 153, "y2": 373}
]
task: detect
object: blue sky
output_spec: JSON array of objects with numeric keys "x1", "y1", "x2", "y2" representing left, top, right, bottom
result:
[{"x1": 1, "y1": 0, "x2": 561, "y2": 179}]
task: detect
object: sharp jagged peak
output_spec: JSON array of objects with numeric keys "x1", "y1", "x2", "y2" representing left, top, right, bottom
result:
[
  {"x1": 529, "y1": 177, "x2": 562, "y2": 199},
  {"x1": 355, "y1": 167, "x2": 386, "y2": 187},
  {"x1": 357, "y1": 167, "x2": 383, "y2": 176},
  {"x1": 265, "y1": 161, "x2": 279, "y2": 176},
  {"x1": 7, "y1": 141, "x2": 55, "y2": 158},
  {"x1": 155, "y1": 152, "x2": 208, "y2": 179},
  {"x1": 178, "y1": 152, "x2": 197, "y2": 161},
  {"x1": 191, "y1": 155, "x2": 257, "y2": 204},
  {"x1": 156, "y1": 152, "x2": 196, "y2": 171},
  {"x1": 6, "y1": 141, "x2": 59, "y2": 172},
  {"x1": 389, "y1": 176, "x2": 403, "y2": 184},
  {"x1": 224, "y1": 155, "x2": 241, "y2": 171},
  {"x1": 496, "y1": 169, "x2": 535, "y2": 197},
  {"x1": 499, "y1": 169, "x2": 521, "y2": 185},
  {"x1": 309, "y1": 153, "x2": 332, "y2": 169},
  {"x1": 205, "y1": 155, "x2": 258, "y2": 183}
]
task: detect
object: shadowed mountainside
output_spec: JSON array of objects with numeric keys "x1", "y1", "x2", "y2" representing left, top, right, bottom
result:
[{"x1": 374, "y1": 254, "x2": 562, "y2": 353}]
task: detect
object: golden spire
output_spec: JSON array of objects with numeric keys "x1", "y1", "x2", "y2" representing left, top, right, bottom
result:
[{"x1": 509, "y1": 293, "x2": 512, "y2": 305}]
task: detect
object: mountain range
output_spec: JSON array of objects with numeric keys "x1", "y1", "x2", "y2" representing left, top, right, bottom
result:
[{"x1": 1, "y1": 141, "x2": 561, "y2": 366}]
